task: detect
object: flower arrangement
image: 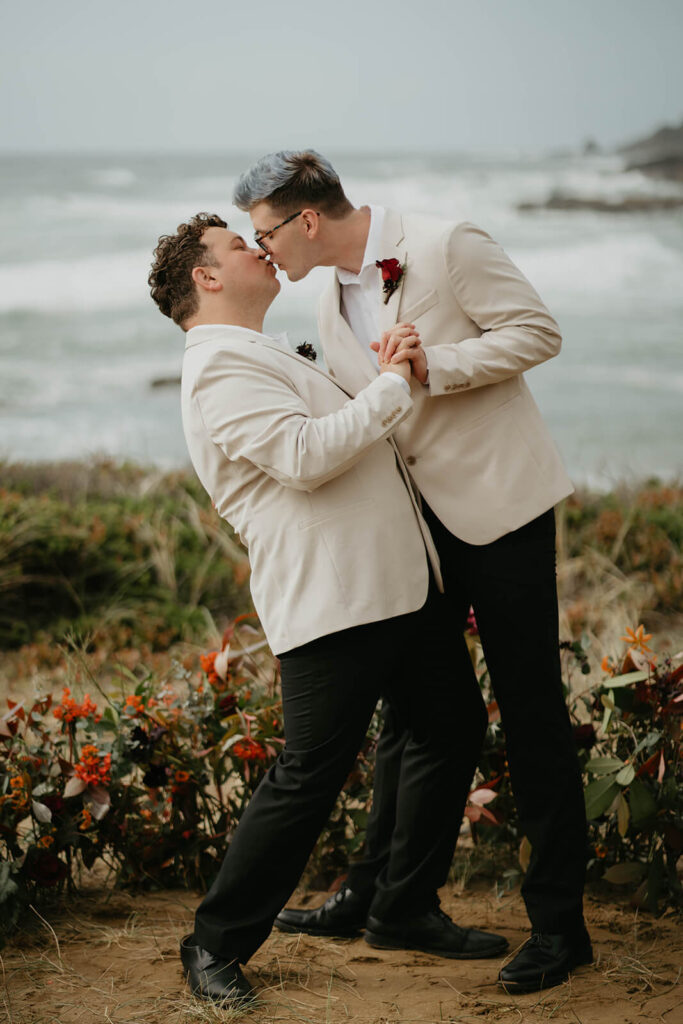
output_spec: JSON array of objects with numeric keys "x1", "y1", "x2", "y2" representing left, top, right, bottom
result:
[{"x1": 1, "y1": 613, "x2": 680, "y2": 946}]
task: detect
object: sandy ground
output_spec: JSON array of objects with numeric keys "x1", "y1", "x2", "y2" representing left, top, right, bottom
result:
[{"x1": 2, "y1": 881, "x2": 681, "y2": 1024}]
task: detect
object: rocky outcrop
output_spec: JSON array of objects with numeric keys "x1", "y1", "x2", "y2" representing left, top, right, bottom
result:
[
  {"x1": 518, "y1": 191, "x2": 683, "y2": 214},
  {"x1": 619, "y1": 120, "x2": 683, "y2": 180}
]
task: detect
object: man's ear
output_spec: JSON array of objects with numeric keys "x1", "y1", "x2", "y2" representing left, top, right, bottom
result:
[
  {"x1": 301, "y1": 209, "x2": 320, "y2": 240},
  {"x1": 191, "y1": 266, "x2": 221, "y2": 292}
]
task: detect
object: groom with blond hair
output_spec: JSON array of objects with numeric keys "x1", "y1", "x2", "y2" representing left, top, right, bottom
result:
[{"x1": 234, "y1": 150, "x2": 592, "y2": 994}]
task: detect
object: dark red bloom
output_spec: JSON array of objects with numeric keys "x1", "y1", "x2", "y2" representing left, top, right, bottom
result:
[
  {"x1": 219, "y1": 694, "x2": 238, "y2": 715},
  {"x1": 376, "y1": 258, "x2": 403, "y2": 283},
  {"x1": 26, "y1": 851, "x2": 69, "y2": 887},
  {"x1": 573, "y1": 724, "x2": 596, "y2": 750}
]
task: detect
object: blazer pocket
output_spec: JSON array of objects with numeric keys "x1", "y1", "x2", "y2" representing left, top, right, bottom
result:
[
  {"x1": 298, "y1": 498, "x2": 375, "y2": 531},
  {"x1": 400, "y1": 288, "x2": 439, "y2": 323}
]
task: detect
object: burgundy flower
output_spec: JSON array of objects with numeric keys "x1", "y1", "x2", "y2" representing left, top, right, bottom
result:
[
  {"x1": 375, "y1": 258, "x2": 405, "y2": 304},
  {"x1": 219, "y1": 694, "x2": 238, "y2": 715},
  {"x1": 573, "y1": 724, "x2": 596, "y2": 750},
  {"x1": 42, "y1": 794, "x2": 65, "y2": 816},
  {"x1": 143, "y1": 764, "x2": 169, "y2": 788},
  {"x1": 26, "y1": 851, "x2": 69, "y2": 887}
]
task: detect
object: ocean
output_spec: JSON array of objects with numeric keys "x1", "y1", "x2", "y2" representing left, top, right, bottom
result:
[{"x1": 1, "y1": 150, "x2": 681, "y2": 487}]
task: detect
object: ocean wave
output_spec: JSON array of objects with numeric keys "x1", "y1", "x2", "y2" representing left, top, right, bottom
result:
[
  {"x1": 0, "y1": 251, "x2": 152, "y2": 312},
  {"x1": 513, "y1": 233, "x2": 683, "y2": 310}
]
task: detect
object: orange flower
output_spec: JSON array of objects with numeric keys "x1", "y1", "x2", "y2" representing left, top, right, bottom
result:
[
  {"x1": 621, "y1": 625, "x2": 653, "y2": 654},
  {"x1": 37, "y1": 835, "x2": 54, "y2": 848},
  {"x1": 601, "y1": 655, "x2": 614, "y2": 676},
  {"x1": 124, "y1": 695, "x2": 145, "y2": 715},
  {"x1": 9, "y1": 776, "x2": 24, "y2": 789},
  {"x1": 74, "y1": 745, "x2": 112, "y2": 786},
  {"x1": 595, "y1": 844, "x2": 608, "y2": 860},
  {"x1": 79, "y1": 808, "x2": 93, "y2": 830},
  {"x1": 174, "y1": 770, "x2": 190, "y2": 783},
  {"x1": 232, "y1": 739, "x2": 267, "y2": 763},
  {"x1": 53, "y1": 687, "x2": 101, "y2": 724}
]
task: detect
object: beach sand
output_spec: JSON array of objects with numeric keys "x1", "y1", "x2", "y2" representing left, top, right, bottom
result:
[{"x1": 3, "y1": 878, "x2": 681, "y2": 1024}]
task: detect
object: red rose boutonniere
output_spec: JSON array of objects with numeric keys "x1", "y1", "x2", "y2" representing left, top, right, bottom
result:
[{"x1": 376, "y1": 258, "x2": 405, "y2": 305}]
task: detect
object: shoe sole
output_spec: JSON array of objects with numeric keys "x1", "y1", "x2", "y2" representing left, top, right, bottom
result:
[
  {"x1": 498, "y1": 956, "x2": 594, "y2": 993},
  {"x1": 274, "y1": 919, "x2": 362, "y2": 939},
  {"x1": 364, "y1": 931, "x2": 509, "y2": 960}
]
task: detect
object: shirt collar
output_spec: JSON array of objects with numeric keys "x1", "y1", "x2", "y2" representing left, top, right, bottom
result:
[
  {"x1": 185, "y1": 323, "x2": 290, "y2": 349},
  {"x1": 335, "y1": 205, "x2": 385, "y2": 285}
]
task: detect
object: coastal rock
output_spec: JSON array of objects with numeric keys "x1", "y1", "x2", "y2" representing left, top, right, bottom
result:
[
  {"x1": 619, "y1": 120, "x2": 683, "y2": 181},
  {"x1": 517, "y1": 190, "x2": 683, "y2": 214},
  {"x1": 150, "y1": 376, "x2": 181, "y2": 389}
]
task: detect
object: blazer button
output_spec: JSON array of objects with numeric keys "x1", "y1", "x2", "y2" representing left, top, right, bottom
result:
[{"x1": 406, "y1": 455, "x2": 416, "y2": 466}]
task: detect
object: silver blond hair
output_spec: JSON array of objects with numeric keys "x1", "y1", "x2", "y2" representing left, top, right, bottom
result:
[{"x1": 233, "y1": 150, "x2": 350, "y2": 215}]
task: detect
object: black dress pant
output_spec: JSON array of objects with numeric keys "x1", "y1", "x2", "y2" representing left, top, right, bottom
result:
[
  {"x1": 192, "y1": 582, "x2": 486, "y2": 963},
  {"x1": 347, "y1": 506, "x2": 588, "y2": 936}
]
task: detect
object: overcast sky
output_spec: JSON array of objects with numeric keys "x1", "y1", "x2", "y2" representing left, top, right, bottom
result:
[{"x1": 1, "y1": 0, "x2": 681, "y2": 154}]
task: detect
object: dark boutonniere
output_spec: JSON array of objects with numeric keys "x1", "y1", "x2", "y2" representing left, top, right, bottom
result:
[
  {"x1": 295, "y1": 342, "x2": 317, "y2": 362},
  {"x1": 376, "y1": 258, "x2": 405, "y2": 304}
]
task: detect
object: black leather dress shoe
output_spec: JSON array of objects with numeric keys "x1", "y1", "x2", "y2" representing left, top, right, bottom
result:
[
  {"x1": 364, "y1": 908, "x2": 509, "y2": 959},
  {"x1": 275, "y1": 884, "x2": 369, "y2": 938},
  {"x1": 180, "y1": 934, "x2": 255, "y2": 1004},
  {"x1": 498, "y1": 929, "x2": 593, "y2": 993}
]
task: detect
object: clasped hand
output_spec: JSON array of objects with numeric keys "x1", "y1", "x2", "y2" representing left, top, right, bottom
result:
[{"x1": 373, "y1": 323, "x2": 428, "y2": 384}]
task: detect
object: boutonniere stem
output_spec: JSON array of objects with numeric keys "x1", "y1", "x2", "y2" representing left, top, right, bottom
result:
[{"x1": 376, "y1": 258, "x2": 406, "y2": 305}]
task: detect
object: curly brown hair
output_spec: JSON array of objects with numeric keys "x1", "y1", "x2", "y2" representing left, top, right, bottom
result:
[{"x1": 149, "y1": 213, "x2": 228, "y2": 327}]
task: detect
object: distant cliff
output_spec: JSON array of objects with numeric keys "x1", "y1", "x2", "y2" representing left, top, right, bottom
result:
[{"x1": 619, "y1": 120, "x2": 683, "y2": 181}]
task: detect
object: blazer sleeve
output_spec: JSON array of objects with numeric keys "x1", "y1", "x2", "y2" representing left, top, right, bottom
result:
[
  {"x1": 194, "y1": 351, "x2": 413, "y2": 492},
  {"x1": 425, "y1": 221, "x2": 562, "y2": 396}
]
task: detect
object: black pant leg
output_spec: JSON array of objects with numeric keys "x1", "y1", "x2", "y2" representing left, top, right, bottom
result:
[
  {"x1": 345, "y1": 698, "x2": 408, "y2": 903},
  {"x1": 369, "y1": 586, "x2": 488, "y2": 920},
  {"x1": 192, "y1": 625, "x2": 384, "y2": 963},
  {"x1": 444, "y1": 509, "x2": 588, "y2": 934}
]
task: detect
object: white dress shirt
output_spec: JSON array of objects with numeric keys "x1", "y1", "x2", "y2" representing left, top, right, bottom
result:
[{"x1": 335, "y1": 206, "x2": 410, "y2": 394}]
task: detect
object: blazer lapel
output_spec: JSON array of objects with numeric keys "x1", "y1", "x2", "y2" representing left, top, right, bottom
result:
[
  {"x1": 252, "y1": 334, "x2": 356, "y2": 398},
  {"x1": 377, "y1": 210, "x2": 408, "y2": 336},
  {"x1": 319, "y1": 274, "x2": 379, "y2": 396}
]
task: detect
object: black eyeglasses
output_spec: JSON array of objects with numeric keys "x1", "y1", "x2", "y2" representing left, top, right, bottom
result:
[{"x1": 253, "y1": 211, "x2": 302, "y2": 253}]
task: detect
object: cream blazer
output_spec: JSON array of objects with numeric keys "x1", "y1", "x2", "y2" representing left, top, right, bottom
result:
[
  {"x1": 181, "y1": 326, "x2": 440, "y2": 654},
  {"x1": 318, "y1": 210, "x2": 574, "y2": 545}
]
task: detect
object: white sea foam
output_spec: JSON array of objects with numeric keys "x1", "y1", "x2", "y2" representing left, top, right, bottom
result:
[
  {"x1": 513, "y1": 233, "x2": 683, "y2": 311},
  {"x1": 0, "y1": 250, "x2": 151, "y2": 312}
]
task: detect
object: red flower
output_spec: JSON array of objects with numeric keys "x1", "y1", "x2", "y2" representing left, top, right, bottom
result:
[
  {"x1": 232, "y1": 739, "x2": 267, "y2": 763},
  {"x1": 219, "y1": 694, "x2": 238, "y2": 715},
  {"x1": 375, "y1": 258, "x2": 405, "y2": 304},
  {"x1": 74, "y1": 744, "x2": 112, "y2": 786},
  {"x1": 26, "y1": 851, "x2": 69, "y2": 887},
  {"x1": 573, "y1": 724, "x2": 596, "y2": 750},
  {"x1": 376, "y1": 258, "x2": 403, "y2": 283}
]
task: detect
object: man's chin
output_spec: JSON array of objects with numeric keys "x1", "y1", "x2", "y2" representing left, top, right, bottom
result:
[{"x1": 284, "y1": 266, "x2": 308, "y2": 283}]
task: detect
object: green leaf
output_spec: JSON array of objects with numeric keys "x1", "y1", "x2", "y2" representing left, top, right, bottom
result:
[
  {"x1": 603, "y1": 862, "x2": 646, "y2": 885},
  {"x1": 606, "y1": 670, "x2": 649, "y2": 689},
  {"x1": 0, "y1": 862, "x2": 19, "y2": 904},
  {"x1": 616, "y1": 764, "x2": 636, "y2": 787},
  {"x1": 629, "y1": 780, "x2": 658, "y2": 828},
  {"x1": 585, "y1": 756, "x2": 624, "y2": 776},
  {"x1": 617, "y1": 794, "x2": 630, "y2": 837},
  {"x1": 585, "y1": 777, "x2": 620, "y2": 819}
]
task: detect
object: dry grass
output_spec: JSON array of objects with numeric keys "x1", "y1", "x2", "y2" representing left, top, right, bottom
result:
[{"x1": 2, "y1": 885, "x2": 681, "y2": 1024}]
